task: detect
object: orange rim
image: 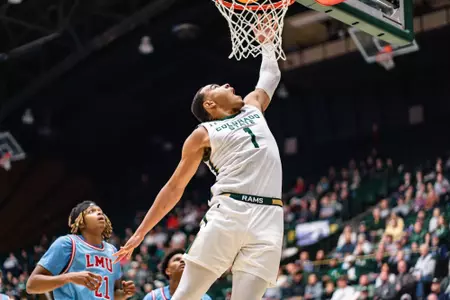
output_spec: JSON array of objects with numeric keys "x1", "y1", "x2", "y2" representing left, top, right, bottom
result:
[{"x1": 216, "y1": 0, "x2": 295, "y2": 11}]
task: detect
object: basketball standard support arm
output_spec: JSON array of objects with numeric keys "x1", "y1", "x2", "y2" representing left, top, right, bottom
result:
[{"x1": 255, "y1": 44, "x2": 281, "y2": 100}]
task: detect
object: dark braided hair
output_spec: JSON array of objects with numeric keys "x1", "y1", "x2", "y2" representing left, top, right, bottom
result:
[
  {"x1": 68, "y1": 201, "x2": 113, "y2": 240},
  {"x1": 160, "y1": 248, "x2": 185, "y2": 279}
]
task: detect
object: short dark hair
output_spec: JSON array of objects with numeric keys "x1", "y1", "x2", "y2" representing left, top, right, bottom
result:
[
  {"x1": 160, "y1": 248, "x2": 185, "y2": 279},
  {"x1": 191, "y1": 88, "x2": 210, "y2": 123}
]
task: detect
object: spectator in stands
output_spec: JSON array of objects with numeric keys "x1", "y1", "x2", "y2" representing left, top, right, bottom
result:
[
  {"x1": 435, "y1": 215, "x2": 448, "y2": 240},
  {"x1": 297, "y1": 251, "x2": 314, "y2": 273},
  {"x1": 380, "y1": 199, "x2": 391, "y2": 220},
  {"x1": 410, "y1": 221, "x2": 427, "y2": 245},
  {"x1": 293, "y1": 177, "x2": 306, "y2": 195},
  {"x1": 305, "y1": 273, "x2": 323, "y2": 300},
  {"x1": 392, "y1": 196, "x2": 411, "y2": 218},
  {"x1": 320, "y1": 195, "x2": 337, "y2": 220},
  {"x1": 430, "y1": 278, "x2": 446, "y2": 300},
  {"x1": 355, "y1": 274, "x2": 375, "y2": 299},
  {"x1": 353, "y1": 233, "x2": 373, "y2": 255},
  {"x1": 399, "y1": 172, "x2": 412, "y2": 193},
  {"x1": 434, "y1": 173, "x2": 450, "y2": 197},
  {"x1": 2, "y1": 254, "x2": 19, "y2": 278},
  {"x1": 415, "y1": 183, "x2": 427, "y2": 211},
  {"x1": 323, "y1": 281, "x2": 335, "y2": 300},
  {"x1": 425, "y1": 183, "x2": 439, "y2": 210},
  {"x1": 384, "y1": 213, "x2": 404, "y2": 242},
  {"x1": 350, "y1": 170, "x2": 361, "y2": 191},
  {"x1": 342, "y1": 255, "x2": 359, "y2": 283},
  {"x1": 315, "y1": 250, "x2": 326, "y2": 274},
  {"x1": 429, "y1": 208, "x2": 441, "y2": 233},
  {"x1": 395, "y1": 260, "x2": 416, "y2": 298},
  {"x1": 338, "y1": 231, "x2": 356, "y2": 255},
  {"x1": 338, "y1": 225, "x2": 356, "y2": 247},
  {"x1": 375, "y1": 264, "x2": 396, "y2": 288},
  {"x1": 413, "y1": 244, "x2": 436, "y2": 298},
  {"x1": 374, "y1": 271, "x2": 396, "y2": 300},
  {"x1": 284, "y1": 270, "x2": 306, "y2": 299},
  {"x1": 324, "y1": 258, "x2": 342, "y2": 283},
  {"x1": 367, "y1": 208, "x2": 385, "y2": 241},
  {"x1": 331, "y1": 276, "x2": 355, "y2": 300},
  {"x1": 416, "y1": 171, "x2": 424, "y2": 190},
  {"x1": 382, "y1": 234, "x2": 397, "y2": 256},
  {"x1": 358, "y1": 222, "x2": 370, "y2": 242}
]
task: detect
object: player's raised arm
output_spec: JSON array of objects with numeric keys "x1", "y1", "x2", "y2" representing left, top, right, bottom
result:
[
  {"x1": 244, "y1": 16, "x2": 281, "y2": 112},
  {"x1": 113, "y1": 126, "x2": 209, "y2": 263}
]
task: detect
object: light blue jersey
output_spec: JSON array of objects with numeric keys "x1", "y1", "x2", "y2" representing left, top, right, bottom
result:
[
  {"x1": 38, "y1": 234, "x2": 122, "y2": 300},
  {"x1": 0, "y1": 294, "x2": 9, "y2": 300},
  {"x1": 143, "y1": 285, "x2": 212, "y2": 300}
]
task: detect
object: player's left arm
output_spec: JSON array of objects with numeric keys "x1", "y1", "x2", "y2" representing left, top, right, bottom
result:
[{"x1": 244, "y1": 43, "x2": 281, "y2": 112}]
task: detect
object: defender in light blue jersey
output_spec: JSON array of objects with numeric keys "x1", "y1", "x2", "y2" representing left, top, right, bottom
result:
[
  {"x1": 0, "y1": 294, "x2": 10, "y2": 300},
  {"x1": 27, "y1": 201, "x2": 136, "y2": 300},
  {"x1": 144, "y1": 249, "x2": 211, "y2": 300}
]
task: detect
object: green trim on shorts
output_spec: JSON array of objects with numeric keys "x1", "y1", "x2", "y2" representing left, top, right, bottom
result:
[{"x1": 221, "y1": 193, "x2": 283, "y2": 207}]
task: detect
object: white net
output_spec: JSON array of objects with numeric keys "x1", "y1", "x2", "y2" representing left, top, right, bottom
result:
[{"x1": 214, "y1": 0, "x2": 294, "y2": 60}]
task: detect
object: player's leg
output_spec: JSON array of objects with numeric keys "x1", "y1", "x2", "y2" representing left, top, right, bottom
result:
[
  {"x1": 230, "y1": 271, "x2": 269, "y2": 300},
  {"x1": 171, "y1": 261, "x2": 218, "y2": 300},
  {"x1": 231, "y1": 205, "x2": 284, "y2": 290},
  {"x1": 179, "y1": 198, "x2": 246, "y2": 299}
]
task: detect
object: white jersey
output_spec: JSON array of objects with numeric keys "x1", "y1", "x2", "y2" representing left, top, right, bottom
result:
[{"x1": 200, "y1": 104, "x2": 282, "y2": 199}]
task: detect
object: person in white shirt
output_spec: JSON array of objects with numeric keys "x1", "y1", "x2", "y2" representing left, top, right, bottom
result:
[
  {"x1": 413, "y1": 244, "x2": 436, "y2": 298},
  {"x1": 331, "y1": 276, "x2": 356, "y2": 300},
  {"x1": 434, "y1": 173, "x2": 450, "y2": 196},
  {"x1": 429, "y1": 208, "x2": 441, "y2": 233}
]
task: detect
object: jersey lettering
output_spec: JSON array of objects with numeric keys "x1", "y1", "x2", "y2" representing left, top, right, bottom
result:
[
  {"x1": 215, "y1": 114, "x2": 260, "y2": 131},
  {"x1": 85, "y1": 254, "x2": 113, "y2": 273},
  {"x1": 241, "y1": 195, "x2": 264, "y2": 204}
]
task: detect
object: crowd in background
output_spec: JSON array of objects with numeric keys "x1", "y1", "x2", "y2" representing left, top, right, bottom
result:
[{"x1": 1, "y1": 151, "x2": 450, "y2": 300}]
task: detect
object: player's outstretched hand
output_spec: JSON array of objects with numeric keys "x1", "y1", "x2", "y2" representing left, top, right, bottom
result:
[
  {"x1": 122, "y1": 280, "x2": 136, "y2": 298},
  {"x1": 67, "y1": 271, "x2": 102, "y2": 291},
  {"x1": 112, "y1": 233, "x2": 144, "y2": 264},
  {"x1": 253, "y1": 13, "x2": 278, "y2": 44}
]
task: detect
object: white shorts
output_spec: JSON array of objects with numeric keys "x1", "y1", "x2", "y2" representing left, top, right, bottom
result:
[{"x1": 183, "y1": 195, "x2": 284, "y2": 287}]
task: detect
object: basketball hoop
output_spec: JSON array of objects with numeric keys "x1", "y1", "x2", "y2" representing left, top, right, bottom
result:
[
  {"x1": 214, "y1": 0, "x2": 295, "y2": 60},
  {"x1": 376, "y1": 45, "x2": 395, "y2": 70},
  {"x1": 0, "y1": 152, "x2": 12, "y2": 171}
]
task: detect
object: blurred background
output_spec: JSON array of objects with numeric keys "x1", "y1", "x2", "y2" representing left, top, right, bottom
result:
[{"x1": 0, "y1": 0, "x2": 450, "y2": 298}]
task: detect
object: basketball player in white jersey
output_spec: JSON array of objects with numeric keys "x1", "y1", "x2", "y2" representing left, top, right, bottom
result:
[{"x1": 114, "y1": 22, "x2": 282, "y2": 300}]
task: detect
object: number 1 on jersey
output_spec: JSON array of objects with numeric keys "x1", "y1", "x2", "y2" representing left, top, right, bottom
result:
[{"x1": 243, "y1": 127, "x2": 259, "y2": 148}]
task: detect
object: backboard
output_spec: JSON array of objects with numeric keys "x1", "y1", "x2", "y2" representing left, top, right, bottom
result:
[
  {"x1": 296, "y1": 0, "x2": 414, "y2": 46},
  {"x1": 348, "y1": 27, "x2": 419, "y2": 66},
  {"x1": 0, "y1": 131, "x2": 26, "y2": 162}
]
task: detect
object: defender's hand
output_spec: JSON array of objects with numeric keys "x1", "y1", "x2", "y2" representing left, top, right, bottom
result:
[{"x1": 112, "y1": 233, "x2": 144, "y2": 264}]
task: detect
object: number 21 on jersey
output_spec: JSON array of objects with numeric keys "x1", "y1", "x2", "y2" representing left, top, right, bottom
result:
[
  {"x1": 243, "y1": 127, "x2": 259, "y2": 148},
  {"x1": 95, "y1": 276, "x2": 110, "y2": 299}
]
